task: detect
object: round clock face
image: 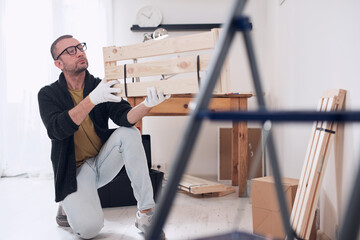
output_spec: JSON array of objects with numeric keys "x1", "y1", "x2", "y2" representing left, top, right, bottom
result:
[{"x1": 136, "y1": 6, "x2": 163, "y2": 27}]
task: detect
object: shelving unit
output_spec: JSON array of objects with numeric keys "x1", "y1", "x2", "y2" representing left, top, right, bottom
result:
[{"x1": 130, "y1": 23, "x2": 222, "y2": 32}]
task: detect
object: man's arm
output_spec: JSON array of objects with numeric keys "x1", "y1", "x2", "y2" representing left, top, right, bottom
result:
[
  {"x1": 68, "y1": 96, "x2": 95, "y2": 125},
  {"x1": 127, "y1": 87, "x2": 170, "y2": 124},
  {"x1": 38, "y1": 87, "x2": 79, "y2": 141},
  {"x1": 127, "y1": 103, "x2": 152, "y2": 125}
]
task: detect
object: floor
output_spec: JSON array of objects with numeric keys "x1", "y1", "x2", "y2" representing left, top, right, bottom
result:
[{"x1": 0, "y1": 177, "x2": 253, "y2": 240}]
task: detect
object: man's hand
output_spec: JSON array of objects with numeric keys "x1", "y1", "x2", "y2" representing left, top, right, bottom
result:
[
  {"x1": 89, "y1": 79, "x2": 122, "y2": 105},
  {"x1": 143, "y1": 87, "x2": 171, "y2": 108}
]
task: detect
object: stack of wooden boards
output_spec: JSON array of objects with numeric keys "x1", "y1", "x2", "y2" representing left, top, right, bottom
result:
[
  {"x1": 290, "y1": 89, "x2": 346, "y2": 239},
  {"x1": 102, "y1": 28, "x2": 230, "y2": 97},
  {"x1": 177, "y1": 174, "x2": 235, "y2": 197}
]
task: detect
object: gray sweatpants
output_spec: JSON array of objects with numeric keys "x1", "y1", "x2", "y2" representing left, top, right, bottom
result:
[{"x1": 62, "y1": 126, "x2": 155, "y2": 239}]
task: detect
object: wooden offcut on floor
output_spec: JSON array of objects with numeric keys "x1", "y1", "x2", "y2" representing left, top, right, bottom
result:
[{"x1": 0, "y1": 177, "x2": 252, "y2": 240}]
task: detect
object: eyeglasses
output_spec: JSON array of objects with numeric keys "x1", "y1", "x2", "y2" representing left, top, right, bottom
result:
[{"x1": 56, "y1": 42, "x2": 87, "y2": 60}]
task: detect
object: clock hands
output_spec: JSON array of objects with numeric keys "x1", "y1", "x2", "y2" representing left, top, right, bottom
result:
[{"x1": 141, "y1": 12, "x2": 153, "y2": 19}]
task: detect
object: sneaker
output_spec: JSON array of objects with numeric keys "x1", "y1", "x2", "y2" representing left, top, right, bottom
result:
[
  {"x1": 56, "y1": 204, "x2": 70, "y2": 227},
  {"x1": 135, "y1": 211, "x2": 165, "y2": 239}
]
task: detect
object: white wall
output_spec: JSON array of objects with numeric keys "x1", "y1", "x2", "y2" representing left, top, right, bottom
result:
[
  {"x1": 0, "y1": 0, "x2": 5, "y2": 178},
  {"x1": 267, "y1": 0, "x2": 360, "y2": 239}
]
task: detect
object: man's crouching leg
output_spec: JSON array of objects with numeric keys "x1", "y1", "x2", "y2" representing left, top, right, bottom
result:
[
  {"x1": 62, "y1": 162, "x2": 104, "y2": 239},
  {"x1": 96, "y1": 126, "x2": 155, "y2": 211},
  {"x1": 68, "y1": 212, "x2": 103, "y2": 239},
  {"x1": 113, "y1": 127, "x2": 155, "y2": 211}
]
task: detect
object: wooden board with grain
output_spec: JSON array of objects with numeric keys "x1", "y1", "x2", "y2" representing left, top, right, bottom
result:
[
  {"x1": 112, "y1": 78, "x2": 199, "y2": 97},
  {"x1": 103, "y1": 28, "x2": 230, "y2": 97},
  {"x1": 179, "y1": 174, "x2": 229, "y2": 195},
  {"x1": 290, "y1": 89, "x2": 346, "y2": 239},
  {"x1": 179, "y1": 186, "x2": 235, "y2": 198}
]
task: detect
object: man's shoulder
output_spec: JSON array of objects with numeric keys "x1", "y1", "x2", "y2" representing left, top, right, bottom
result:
[
  {"x1": 39, "y1": 80, "x2": 60, "y2": 91},
  {"x1": 38, "y1": 80, "x2": 62, "y2": 99}
]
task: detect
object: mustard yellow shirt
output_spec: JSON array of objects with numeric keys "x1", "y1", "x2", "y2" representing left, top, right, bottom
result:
[{"x1": 68, "y1": 88, "x2": 103, "y2": 167}]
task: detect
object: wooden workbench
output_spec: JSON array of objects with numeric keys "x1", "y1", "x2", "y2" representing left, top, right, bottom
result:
[{"x1": 127, "y1": 93, "x2": 253, "y2": 197}]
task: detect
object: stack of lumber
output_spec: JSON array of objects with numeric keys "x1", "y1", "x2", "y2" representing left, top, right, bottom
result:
[
  {"x1": 290, "y1": 89, "x2": 346, "y2": 239},
  {"x1": 177, "y1": 174, "x2": 235, "y2": 197}
]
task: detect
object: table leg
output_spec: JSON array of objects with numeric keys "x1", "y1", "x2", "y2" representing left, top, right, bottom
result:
[
  {"x1": 232, "y1": 122, "x2": 239, "y2": 186},
  {"x1": 238, "y1": 98, "x2": 248, "y2": 197},
  {"x1": 231, "y1": 99, "x2": 240, "y2": 186}
]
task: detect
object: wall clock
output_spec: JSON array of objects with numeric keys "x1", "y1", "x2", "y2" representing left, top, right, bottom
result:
[{"x1": 136, "y1": 6, "x2": 163, "y2": 27}]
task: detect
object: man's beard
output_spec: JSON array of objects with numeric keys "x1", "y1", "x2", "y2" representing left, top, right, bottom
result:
[
  {"x1": 74, "y1": 58, "x2": 89, "y2": 73},
  {"x1": 74, "y1": 62, "x2": 88, "y2": 74},
  {"x1": 63, "y1": 59, "x2": 89, "y2": 74}
]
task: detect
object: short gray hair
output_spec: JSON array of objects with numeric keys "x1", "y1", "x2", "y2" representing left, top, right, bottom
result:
[{"x1": 50, "y1": 34, "x2": 73, "y2": 60}]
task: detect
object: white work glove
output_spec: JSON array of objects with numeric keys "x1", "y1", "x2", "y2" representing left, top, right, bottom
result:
[
  {"x1": 143, "y1": 87, "x2": 171, "y2": 108},
  {"x1": 89, "y1": 79, "x2": 122, "y2": 105}
]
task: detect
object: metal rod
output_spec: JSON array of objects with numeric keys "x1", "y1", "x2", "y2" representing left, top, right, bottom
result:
[
  {"x1": 267, "y1": 130, "x2": 297, "y2": 239},
  {"x1": 338, "y1": 162, "x2": 360, "y2": 240},
  {"x1": 242, "y1": 27, "x2": 296, "y2": 239},
  {"x1": 146, "y1": 0, "x2": 248, "y2": 239},
  {"x1": 197, "y1": 110, "x2": 360, "y2": 122}
]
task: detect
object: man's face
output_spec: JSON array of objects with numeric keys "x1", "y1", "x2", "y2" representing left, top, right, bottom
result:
[{"x1": 55, "y1": 38, "x2": 89, "y2": 74}]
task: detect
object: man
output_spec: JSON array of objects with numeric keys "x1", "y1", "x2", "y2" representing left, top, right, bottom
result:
[{"x1": 38, "y1": 35, "x2": 169, "y2": 239}]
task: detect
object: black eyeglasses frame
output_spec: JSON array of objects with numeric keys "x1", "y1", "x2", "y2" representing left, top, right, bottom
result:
[{"x1": 56, "y1": 42, "x2": 87, "y2": 60}]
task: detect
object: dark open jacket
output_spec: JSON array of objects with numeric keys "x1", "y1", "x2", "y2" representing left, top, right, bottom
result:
[{"x1": 38, "y1": 70, "x2": 133, "y2": 202}]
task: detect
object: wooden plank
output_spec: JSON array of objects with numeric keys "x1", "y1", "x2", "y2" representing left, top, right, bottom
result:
[
  {"x1": 179, "y1": 174, "x2": 228, "y2": 195},
  {"x1": 105, "y1": 61, "x2": 117, "y2": 80},
  {"x1": 113, "y1": 78, "x2": 199, "y2": 97},
  {"x1": 290, "y1": 89, "x2": 346, "y2": 239},
  {"x1": 147, "y1": 97, "x2": 193, "y2": 115},
  {"x1": 218, "y1": 56, "x2": 230, "y2": 94},
  {"x1": 290, "y1": 102, "x2": 321, "y2": 226},
  {"x1": 210, "y1": 28, "x2": 229, "y2": 94},
  {"x1": 105, "y1": 54, "x2": 211, "y2": 80},
  {"x1": 211, "y1": 28, "x2": 222, "y2": 93},
  {"x1": 103, "y1": 29, "x2": 219, "y2": 62},
  {"x1": 291, "y1": 98, "x2": 327, "y2": 229},
  {"x1": 302, "y1": 91, "x2": 346, "y2": 239},
  {"x1": 130, "y1": 96, "x2": 234, "y2": 115},
  {"x1": 322, "y1": 88, "x2": 346, "y2": 99},
  {"x1": 293, "y1": 98, "x2": 330, "y2": 233},
  {"x1": 211, "y1": 186, "x2": 236, "y2": 197},
  {"x1": 297, "y1": 98, "x2": 335, "y2": 237},
  {"x1": 180, "y1": 186, "x2": 235, "y2": 198},
  {"x1": 303, "y1": 133, "x2": 333, "y2": 238}
]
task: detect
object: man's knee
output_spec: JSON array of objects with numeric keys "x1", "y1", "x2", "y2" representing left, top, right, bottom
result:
[
  {"x1": 120, "y1": 126, "x2": 140, "y2": 135},
  {"x1": 114, "y1": 126, "x2": 141, "y2": 141},
  {"x1": 71, "y1": 217, "x2": 104, "y2": 239}
]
